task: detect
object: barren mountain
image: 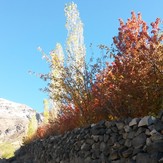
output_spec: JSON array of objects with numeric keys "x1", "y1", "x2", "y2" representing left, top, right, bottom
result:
[{"x1": 0, "y1": 98, "x2": 43, "y2": 154}]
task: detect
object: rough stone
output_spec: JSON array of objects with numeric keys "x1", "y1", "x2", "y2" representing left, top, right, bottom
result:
[
  {"x1": 125, "y1": 139, "x2": 132, "y2": 147},
  {"x1": 127, "y1": 131, "x2": 135, "y2": 139},
  {"x1": 150, "y1": 129, "x2": 163, "y2": 141},
  {"x1": 81, "y1": 143, "x2": 91, "y2": 151},
  {"x1": 124, "y1": 125, "x2": 131, "y2": 133},
  {"x1": 159, "y1": 157, "x2": 163, "y2": 163},
  {"x1": 138, "y1": 116, "x2": 156, "y2": 127},
  {"x1": 154, "y1": 121, "x2": 163, "y2": 131},
  {"x1": 91, "y1": 135, "x2": 99, "y2": 142},
  {"x1": 110, "y1": 150, "x2": 119, "y2": 160},
  {"x1": 105, "y1": 121, "x2": 112, "y2": 128},
  {"x1": 129, "y1": 118, "x2": 140, "y2": 126},
  {"x1": 103, "y1": 134, "x2": 109, "y2": 143},
  {"x1": 115, "y1": 122, "x2": 125, "y2": 130},
  {"x1": 136, "y1": 153, "x2": 152, "y2": 163},
  {"x1": 100, "y1": 142, "x2": 106, "y2": 152},
  {"x1": 146, "y1": 141, "x2": 163, "y2": 153},
  {"x1": 132, "y1": 133, "x2": 146, "y2": 149},
  {"x1": 122, "y1": 148, "x2": 133, "y2": 158},
  {"x1": 2, "y1": 115, "x2": 163, "y2": 163}
]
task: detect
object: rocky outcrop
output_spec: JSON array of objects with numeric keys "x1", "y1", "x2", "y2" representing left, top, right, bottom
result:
[
  {"x1": 0, "y1": 98, "x2": 43, "y2": 156},
  {"x1": 5, "y1": 111, "x2": 163, "y2": 163}
]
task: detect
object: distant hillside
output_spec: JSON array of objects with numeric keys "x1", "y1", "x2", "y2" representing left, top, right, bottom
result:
[{"x1": 0, "y1": 98, "x2": 43, "y2": 158}]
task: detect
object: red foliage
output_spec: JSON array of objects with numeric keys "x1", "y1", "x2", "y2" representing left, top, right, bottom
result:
[{"x1": 92, "y1": 12, "x2": 163, "y2": 118}]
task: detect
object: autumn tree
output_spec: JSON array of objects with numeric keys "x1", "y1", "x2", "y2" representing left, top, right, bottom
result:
[
  {"x1": 47, "y1": 2, "x2": 86, "y2": 116},
  {"x1": 37, "y1": 2, "x2": 111, "y2": 132},
  {"x1": 94, "y1": 12, "x2": 163, "y2": 118},
  {"x1": 43, "y1": 99, "x2": 50, "y2": 124},
  {"x1": 23, "y1": 112, "x2": 38, "y2": 143}
]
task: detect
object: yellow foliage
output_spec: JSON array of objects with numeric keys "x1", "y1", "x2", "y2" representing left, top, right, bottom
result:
[{"x1": 0, "y1": 143, "x2": 15, "y2": 159}]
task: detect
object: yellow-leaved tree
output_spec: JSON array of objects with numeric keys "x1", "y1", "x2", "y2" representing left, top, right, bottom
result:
[{"x1": 23, "y1": 112, "x2": 38, "y2": 144}]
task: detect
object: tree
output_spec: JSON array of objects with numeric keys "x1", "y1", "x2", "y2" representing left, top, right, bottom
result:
[
  {"x1": 23, "y1": 112, "x2": 38, "y2": 143},
  {"x1": 94, "y1": 12, "x2": 163, "y2": 118},
  {"x1": 47, "y1": 2, "x2": 86, "y2": 117},
  {"x1": 43, "y1": 99, "x2": 50, "y2": 124},
  {"x1": 65, "y1": 2, "x2": 86, "y2": 79}
]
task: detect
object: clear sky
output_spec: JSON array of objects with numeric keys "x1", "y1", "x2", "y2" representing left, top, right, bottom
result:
[{"x1": 0, "y1": 0, "x2": 163, "y2": 113}]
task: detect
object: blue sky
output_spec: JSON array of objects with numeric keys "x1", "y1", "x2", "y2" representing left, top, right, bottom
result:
[{"x1": 0, "y1": 0, "x2": 163, "y2": 113}]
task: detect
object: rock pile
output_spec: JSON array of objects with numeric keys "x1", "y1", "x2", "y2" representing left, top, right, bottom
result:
[{"x1": 5, "y1": 112, "x2": 163, "y2": 163}]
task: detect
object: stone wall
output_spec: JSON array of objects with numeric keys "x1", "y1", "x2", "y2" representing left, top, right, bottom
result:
[{"x1": 5, "y1": 112, "x2": 163, "y2": 163}]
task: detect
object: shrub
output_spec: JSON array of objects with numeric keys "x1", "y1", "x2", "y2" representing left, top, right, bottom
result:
[{"x1": 93, "y1": 12, "x2": 163, "y2": 118}]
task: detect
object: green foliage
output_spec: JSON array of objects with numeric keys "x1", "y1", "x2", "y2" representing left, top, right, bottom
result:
[{"x1": 0, "y1": 143, "x2": 15, "y2": 159}]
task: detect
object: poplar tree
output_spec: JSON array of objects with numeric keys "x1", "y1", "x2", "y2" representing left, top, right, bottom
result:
[
  {"x1": 48, "y1": 2, "x2": 86, "y2": 117},
  {"x1": 43, "y1": 99, "x2": 50, "y2": 124},
  {"x1": 26, "y1": 112, "x2": 38, "y2": 139}
]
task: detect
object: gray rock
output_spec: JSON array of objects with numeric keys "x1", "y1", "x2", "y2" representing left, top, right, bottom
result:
[
  {"x1": 119, "y1": 139, "x2": 125, "y2": 145},
  {"x1": 129, "y1": 118, "x2": 140, "y2": 126},
  {"x1": 159, "y1": 157, "x2": 163, "y2": 163},
  {"x1": 115, "y1": 122, "x2": 124, "y2": 130},
  {"x1": 146, "y1": 141, "x2": 163, "y2": 153},
  {"x1": 145, "y1": 129, "x2": 151, "y2": 136},
  {"x1": 91, "y1": 135, "x2": 99, "y2": 142},
  {"x1": 132, "y1": 133, "x2": 146, "y2": 149},
  {"x1": 154, "y1": 121, "x2": 163, "y2": 131},
  {"x1": 86, "y1": 139, "x2": 94, "y2": 145},
  {"x1": 124, "y1": 125, "x2": 131, "y2": 133},
  {"x1": 135, "y1": 127, "x2": 146, "y2": 136},
  {"x1": 81, "y1": 143, "x2": 91, "y2": 151},
  {"x1": 125, "y1": 139, "x2": 132, "y2": 147},
  {"x1": 136, "y1": 153, "x2": 156, "y2": 163},
  {"x1": 133, "y1": 148, "x2": 143, "y2": 155},
  {"x1": 122, "y1": 133, "x2": 128, "y2": 139},
  {"x1": 112, "y1": 142, "x2": 121, "y2": 149},
  {"x1": 105, "y1": 121, "x2": 112, "y2": 128},
  {"x1": 138, "y1": 116, "x2": 156, "y2": 127},
  {"x1": 127, "y1": 131, "x2": 135, "y2": 139},
  {"x1": 84, "y1": 156, "x2": 92, "y2": 163},
  {"x1": 146, "y1": 138, "x2": 152, "y2": 146},
  {"x1": 106, "y1": 128, "x2": 112, "y2": 134},
  {"x1": 111, "y1": 127, "x2": 118, "y2": 132},
  {"x1": 150, "y1": 129, "x2": 163, "y2": 141},
  {"x1": 100, "y1": 142, "x2": 106, "y2": 152},
  {"x1": 110, "y1": 150, "x2": 119, "y2": 160},
  {"x1": 122, "y1": 148, "x2": 133, "y2": 158},
  {"x1": 104, "y1": 134, "x2": 109, "y2": 143},
  {"x1": 92, "y1": 143, "x2": 100, "y2": 150}
]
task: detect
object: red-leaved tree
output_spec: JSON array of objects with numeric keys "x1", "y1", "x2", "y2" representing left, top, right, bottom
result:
[{"x1": 93, "y1": 12, "x2": 163, "y2": 118}]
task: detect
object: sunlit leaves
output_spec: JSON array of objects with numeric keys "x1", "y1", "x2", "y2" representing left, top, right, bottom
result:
[{"x1": 94, "y1": 12, "x2": 163, "y2": 118}]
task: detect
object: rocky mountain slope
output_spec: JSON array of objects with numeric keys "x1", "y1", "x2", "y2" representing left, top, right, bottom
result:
[{"x1": 0, "y1": 98, "x2": 43, "y2": 156}]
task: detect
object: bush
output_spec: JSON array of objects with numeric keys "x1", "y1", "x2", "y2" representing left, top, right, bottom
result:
[{"x1": 93, "y1": 12, "x2": 163, "y2": 118}]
